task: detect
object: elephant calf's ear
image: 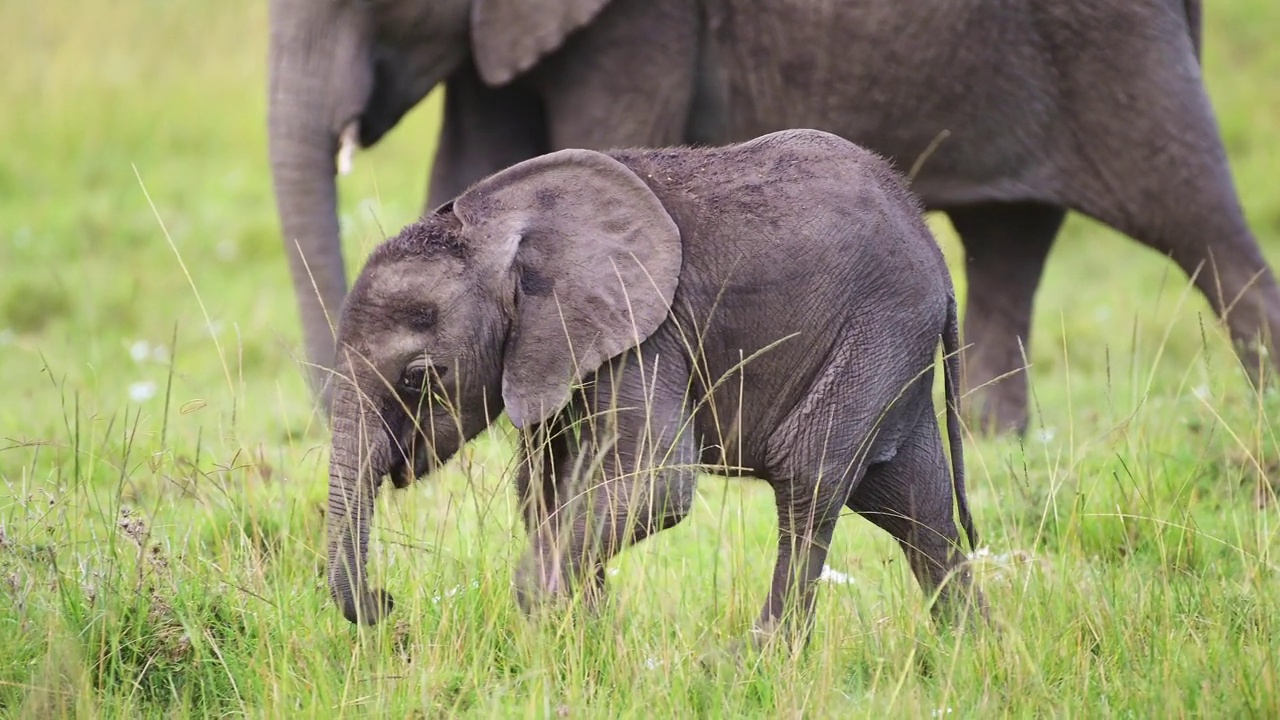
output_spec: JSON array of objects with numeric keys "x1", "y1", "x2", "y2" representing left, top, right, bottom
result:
[
  {"x1": 470, "y1": 0, "x2": 615, "y2": 86},
  {"x1": 453, "y1": 148, "x2": 682, "y2": 428}
]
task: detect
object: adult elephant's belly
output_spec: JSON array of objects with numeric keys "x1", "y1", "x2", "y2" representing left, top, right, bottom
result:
[{"x1": 705, "y1": 0, "x2": 1065, "y2": 209}]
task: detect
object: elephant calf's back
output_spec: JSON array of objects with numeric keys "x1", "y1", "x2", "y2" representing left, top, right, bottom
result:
[
  {"x1": 615, "y1": 129, "x2": 930, "y2": 246},
  {"x1": 614, "y1": 130, "x2": 948, "y2": 311},
  {"x1": 624, "y1": 130, "x2": 953, "y2": 465}
]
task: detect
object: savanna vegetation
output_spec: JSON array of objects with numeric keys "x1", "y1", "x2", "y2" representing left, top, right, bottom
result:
[{"x1": 2, "y1": 1, "x2": 1279, "y2": 716}]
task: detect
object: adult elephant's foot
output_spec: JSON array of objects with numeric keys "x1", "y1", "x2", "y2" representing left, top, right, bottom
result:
[
  {"x1": 957, "y1": 324, "x2": 1033, "y2": 436},
  {"x1": 962, "y1": 371, "x2": 1031, "y2": 437}
]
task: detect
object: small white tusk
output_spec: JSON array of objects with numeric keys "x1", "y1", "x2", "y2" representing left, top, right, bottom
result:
[{"x1": 336, "y1": 122, "x2": 359, "y2": 176}]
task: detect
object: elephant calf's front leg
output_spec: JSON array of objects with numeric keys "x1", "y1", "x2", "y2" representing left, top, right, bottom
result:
[
  {"x1": 512, "y1": 418, "x2": 593, "y2": 612},
  {"x1": 513, "y1": 351, "x2": 699, "y2": 614}
]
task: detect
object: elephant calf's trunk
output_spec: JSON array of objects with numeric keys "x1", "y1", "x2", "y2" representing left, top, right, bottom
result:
[
  {"x1": 327, "y1": 423, "x2": 395, "y2": 625},
  {"x1": 328, "y1": 520, "x2": 395, "y2": 625}
]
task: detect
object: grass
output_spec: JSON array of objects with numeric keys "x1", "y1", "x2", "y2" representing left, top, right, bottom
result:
[{"x1": 2, "y1": 0, "x2": 1279, "y2": 716}]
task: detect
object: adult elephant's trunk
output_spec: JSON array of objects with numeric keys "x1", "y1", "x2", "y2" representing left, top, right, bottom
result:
[
  {"x1": 267, "y1": 0, "x2": 372, "y2": 407},
  {"x1": 326, "y1": 378, "x2": 394, "y2": 625}
]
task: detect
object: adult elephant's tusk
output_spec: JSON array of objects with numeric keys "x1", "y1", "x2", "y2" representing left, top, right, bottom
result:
[{"x1": 337, "y1": 121, "x2": 359, "y2": 176}]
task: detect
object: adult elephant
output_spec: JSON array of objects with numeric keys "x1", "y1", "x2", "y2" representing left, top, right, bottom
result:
[{"x1": 268, "y1": 0, "x2": 1280, "y2": 434}]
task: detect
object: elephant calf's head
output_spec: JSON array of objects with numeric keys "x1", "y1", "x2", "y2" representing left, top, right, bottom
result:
[{"x1": 324, "y1": 148, "x2": 683, "y2": 624}]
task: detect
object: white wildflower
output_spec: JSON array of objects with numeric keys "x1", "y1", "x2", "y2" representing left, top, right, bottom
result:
[
  {"x1": 819, "y1": 565, "x2": 855, "y2": 585},
  {"x1": 431, "y1": 579, "x2": 480, "y2": 603},
  {"x1": 129, "y1": 341, "x2": 169, "y2": 364},
  {"x1": 128, "y1": 381, "x2": 157, "y2": 402},
  {"x1": 130, "y1": 340, "x2": 151, "y2": 362}
]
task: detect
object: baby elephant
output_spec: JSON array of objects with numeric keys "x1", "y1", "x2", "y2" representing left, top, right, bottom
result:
[{"x1": 325, "y1": 128, "x2": 984, "y2": 641}]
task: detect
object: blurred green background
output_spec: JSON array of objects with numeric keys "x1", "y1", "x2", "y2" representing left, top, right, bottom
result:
[
  {"x1": 1, "y1": 1, "x2": 1278, "y2": 716},
  {"x1": 2, "y1": 0, "x2": 1279, "y2": 445}
]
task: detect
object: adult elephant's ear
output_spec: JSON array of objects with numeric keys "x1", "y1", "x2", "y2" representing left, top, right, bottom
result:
[
  {"x1": 453, "y1": 149, "x2": 681, "y2": 428},
  {"x1": 470, "y1": 0, "x2": 615, "y2": 86}
]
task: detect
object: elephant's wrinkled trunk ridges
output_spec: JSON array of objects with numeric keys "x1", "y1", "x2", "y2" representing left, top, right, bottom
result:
[{"x1": 326, "y1": 396, "x2": 393, "y2": 625}]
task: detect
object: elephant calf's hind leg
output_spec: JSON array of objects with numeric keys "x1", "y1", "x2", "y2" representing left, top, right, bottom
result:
[{"x1": 847, "y1": 413, "x2": 985, "y2": 627}]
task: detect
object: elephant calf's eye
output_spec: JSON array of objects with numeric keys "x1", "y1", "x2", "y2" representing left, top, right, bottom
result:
[{"x1": 399, "y1": 361, "x2": 447, "y2": 396}]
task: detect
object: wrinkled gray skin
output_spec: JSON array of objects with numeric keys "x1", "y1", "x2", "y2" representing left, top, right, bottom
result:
[
  {"x1": 326, "y1": 130, "x2": 984, "y2": 639},
  {"x1": 269, "y1": 0, "x2": 1280, "y2": 434}
]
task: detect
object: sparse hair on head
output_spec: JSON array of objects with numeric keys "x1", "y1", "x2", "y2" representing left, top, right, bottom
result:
[{"x1": 367, "y1": 211, "x2": 468, "y2": 268}]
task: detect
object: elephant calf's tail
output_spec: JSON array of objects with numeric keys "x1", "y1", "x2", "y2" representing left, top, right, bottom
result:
[{"x1": 942, "y1": 294, "x2": 979, "y2": 551}]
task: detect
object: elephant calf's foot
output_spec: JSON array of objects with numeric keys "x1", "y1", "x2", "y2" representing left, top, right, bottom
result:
[
  {"x1": 695, "y1": 625, "x2": 807, "y2": 674},
  {"x1": 339, "y1": 588, "x2": 395, "y2": 626},
  {"x1": 513, "y1": 553, "x2": 607, "y2": 617},
  {"x1": 929, "y1": 583, "x2": 991, "y2": 634}
]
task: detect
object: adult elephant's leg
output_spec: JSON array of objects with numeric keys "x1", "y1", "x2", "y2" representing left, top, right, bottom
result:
[
  {"x1": 1073, "y1": 172, "x2": 1280, "y2": 387},
  {"x1": 948, "y1": 202, "x2": 1066, "y2": 436},
  {"x1": 425, "y1": 64, "x2": 548, "y2": 210},
  {"x1": 1059, "y1": 57, "x2": 1280, "y2": 388}
]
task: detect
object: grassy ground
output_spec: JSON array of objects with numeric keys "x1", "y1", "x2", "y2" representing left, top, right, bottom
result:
[{"x1": 2, "y1": 1, "x2": 1279, "y2": 716}]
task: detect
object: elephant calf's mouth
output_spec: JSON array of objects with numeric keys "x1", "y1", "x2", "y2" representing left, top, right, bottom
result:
[{"x1": 388, "y1": 438, "x2": 434, "y2": 489}]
